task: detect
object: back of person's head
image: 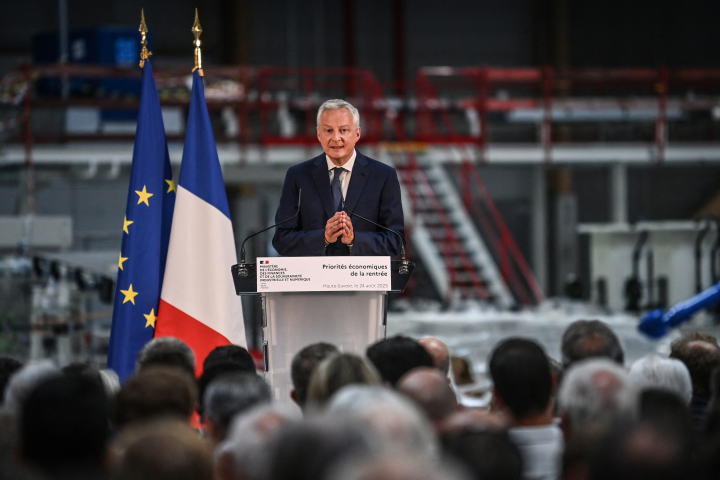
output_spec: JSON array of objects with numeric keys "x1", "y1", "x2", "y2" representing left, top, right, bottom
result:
[
  {"x1": 670, "y1": 332, "x2": 720, "y2": 398},
  {"x1": 442, "y1": 430, "x2": 523, "y2": 480},
  {"x1": 291, "y1": 342, "x2": 339, "y2": 407},
  {"x1": 203, "y1": 372, "x2": 271, "y2": 443},
  {"x1": 197, "y1": 362, "x2": 258, "y2": 416},
  {"x1": 366, "y1": 335, "x2": 434, "y2": 386},
  {"x1": 203, "y1": 345, "x2": 256, "y2": 372},
  {"x1": 112, "y1": 367, "x2": 197, "y2": 430},
  {"x1": 639, "y1": 389, "x2": 694, "y2": 441},
  {"x1": 488, "y1": 338, "x2": 552, "y2": 421},
  {"x1": 3, "y1": 361, "x2": 60, "y2": 413},
  {"x1": 417, "y1": 337, "x2": 450, "y2": 376},
  {"x1": 220, "y1": 403, "x2": 302, "y2": 480},
  {"x1": 62, "y1": 362, "x2": 104, "y2": 390},
  {"x1": 136, "y1": 337, "x2": 196, "y2": 378},
  {"x1": 0, "y1": 357, "x2": 22, "y2": 405},
  {"x1": 21, "y1": 374, "x2": 108, "y2": 475},
  {"x1": 397, "y1": 367, "x2": 457, "y2": 425},
  {"x1": 558, "y1": 358, "x2": 636, "y2": 432},
  {"x1": 561, "y1": 319, "x2": 624, "y2": 369},
  {"x1": 326, "y1": 385, "x2": 437, "y2": 456},
  {"x1": 307, "y1": 353, "x2": 381, "y2": 407},
  {"x1": 629, "y1": 355, "x2": 692, "y2": 404},
  {"x1": 267, "y1": 418, "x2": 374, "y2": 480},
  {"x1": 327, "y1": 452, "x2": 470, "y2": 480},
  {"x1": 588, "y1": 421, "x2": 693, "y2": 480},
  {"x1": 119, "y1": 420, "x2": 213, "y2": 480}
]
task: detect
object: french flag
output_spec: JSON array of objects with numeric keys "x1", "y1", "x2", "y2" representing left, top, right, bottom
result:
[{"x1": 156, "y1": 70, "x2": 246, "y2": 376}]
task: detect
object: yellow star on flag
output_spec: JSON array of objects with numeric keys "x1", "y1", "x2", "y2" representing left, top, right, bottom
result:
[
  {"x1": 144, "y1": 308, "x2": 157, "y2": 328},
  {"x1": 118, "y1": 253, "x2": 128, "y2": 271},
  {"x1": 120, "y1": 284, "x2": 139, "y2": 305},
  {"x1": 123, "y1": 216, "x2": 134, "y2": 234},
  {"x1": 135, "y1": 185, "x2": 154, "y2": 206},
  {"x1": 165, "y1": 178, "x2": 176, "y2": 193}
]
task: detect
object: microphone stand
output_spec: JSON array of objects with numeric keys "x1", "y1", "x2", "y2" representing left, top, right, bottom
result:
[
  {"x1": 237, "y1": 189, "x2": 302, "y2": 277},
  {"x1": 347, "y1": 210, "x2": 410, "y2": 275}
]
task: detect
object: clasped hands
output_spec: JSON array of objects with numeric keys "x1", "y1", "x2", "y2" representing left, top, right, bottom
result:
[{"x1": 325, "y1": 211, "x2": 354, "y2": 245}]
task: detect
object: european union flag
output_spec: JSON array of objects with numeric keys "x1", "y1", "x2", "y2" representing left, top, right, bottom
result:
[{"x1": 107, "y1": 60, "x2": 175, "y2": 381}]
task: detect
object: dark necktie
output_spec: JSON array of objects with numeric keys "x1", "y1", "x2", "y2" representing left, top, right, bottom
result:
[{"x1": 331, "y1": 167, "x2": 345, "y2": 212}]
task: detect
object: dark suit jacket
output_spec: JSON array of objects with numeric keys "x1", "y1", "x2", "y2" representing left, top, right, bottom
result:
[{"x1": 272, "y1": 150, "x2": 405, "y2": 257}]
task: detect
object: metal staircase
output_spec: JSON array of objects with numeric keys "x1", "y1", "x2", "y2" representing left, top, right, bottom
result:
[{"x1": 386, "y1": 148, "x2": 513, "y2": 307}]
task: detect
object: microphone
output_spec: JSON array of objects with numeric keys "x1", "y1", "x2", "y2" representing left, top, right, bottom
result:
[
  {"x1": 237, "y1": 189, "x2": 302, "y2": 277},
  {"x1": 346, "y1": 210, "x2": 410, "y2": 275}
]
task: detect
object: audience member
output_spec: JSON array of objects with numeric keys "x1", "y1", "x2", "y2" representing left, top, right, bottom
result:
[
  {"x1": 629, "y1": 355, "x2": 692, "y2": 404},
  {"x1": 290, "y1": 342, "x2": 339, "y2": 408},
  {"x1": 136, "y1": 336, "x2": 196, "y2": 378},
  {"x1": 639, "y1": 389, "x2": 694, "y2": 443},
  {"x1": 558, "y1": 358, "x2": 637, "y2": 436},
  {"x1": 397, "y1": 367, "x2": 458, "y2": 432},
  {"x1": 588, "y1": 422, "x2": 694, "y2": 480},
  {"x1": 204, "y1": 344, "x2": 256, "y2": 372},
  {"x1": 442, "y1": 430, "x2": 523, "y2": 480},
  {"x1": 327, "y1": 385, "x2": 437, "y2": 457},
  {"x1": 669, "y1": 332, "x2": 720, "y2": 430},
  {"x1": 488, "y1": 338, "x2": 562, "y2": 480},
  {"x1": 0, "y1": 357, "x2": 22, "y2": 405},
  {"x1": 561, "y1": 319, "x2": 624, "y2": 369},
  {"x1": 203, "y1": 372, "x2": 271, "y2": 446},
  {"x1": 218, "y1": 403, "x2": 302, "y2": 480},
  {"x1": 366, "y1": 335, "x2": 434, "y2": 386},
  {"x1": 20, "y1": 374, "x2": 109, "y2": 477},
  {"x1": 267, "y1": 418, "x2": 374, "y2": 480},
  {"x1": 112, "y1": 367, "x2": 197, "y2": 431},
  {"x1": 118, "y1": 420, "x2": 214, "y2": 480},
  {"x1": 306, "y1": 353, "x2": 381, "y2": 408},
  {"x1": 3, "y1": 360, "x2": 60, "y2": 413},
  {"x1": 197, "y1": 361, "x2": 257, "y2": 416},
  {"x1": 327, "y1": 452, "x2": 470, "y2": 480},
  {"x1": 417, "y1": 337, "x2": 451, "y2": 377}
]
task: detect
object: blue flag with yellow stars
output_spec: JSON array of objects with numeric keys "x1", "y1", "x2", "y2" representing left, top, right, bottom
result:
[{"x1": 107, "y1": 59, "x2": 175, "y2": 381}]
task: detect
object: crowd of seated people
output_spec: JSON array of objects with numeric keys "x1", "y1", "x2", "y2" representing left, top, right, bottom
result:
[{"x1": 3, "y1": 321, "x2": 720, "y2": 480}]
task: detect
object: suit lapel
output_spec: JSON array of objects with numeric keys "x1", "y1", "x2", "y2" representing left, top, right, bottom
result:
[
  {"x1": 311, "y1": 155, "x2": 336, "y2": 219},
  {"x1": 344, "y1": 151, "x2": 370, "y2": 214}
]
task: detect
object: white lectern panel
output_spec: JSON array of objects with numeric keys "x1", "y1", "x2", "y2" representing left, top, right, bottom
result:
[{"x1": 262, "y1": 291, "x2": 386, "y2": 403}]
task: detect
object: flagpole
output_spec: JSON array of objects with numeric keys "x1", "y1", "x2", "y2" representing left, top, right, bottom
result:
[{"x1": 192, "y1": 9, "x2": 204, "y2": 76}]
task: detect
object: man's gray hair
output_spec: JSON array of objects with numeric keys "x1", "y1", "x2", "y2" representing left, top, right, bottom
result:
[
  {"x1": 203, "y1": 373, "x2": 271, "y2": 430},
  {"x1": 135, "y1": 337, "x2": 196, "y2": 375},
  {"x1": 317, "y1": 99, "x2": 360, "y2": 129},
  {"x1": 628, "y1": 354, "x2": 692, "y2": 404},
  {"x1": 220, "y1": 403, "x2": 302, "y2": 480},
  {"x1": 558, "y1": 358, "x2": 637, "y2": 430},
  {"x1": 326, "y1": 385, "x2": 437, "y2": 458}
]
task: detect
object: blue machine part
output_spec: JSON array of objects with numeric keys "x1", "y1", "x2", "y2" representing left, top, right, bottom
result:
[{"x1": 638, "y1": 281, "x2": 720, "y2": 338}]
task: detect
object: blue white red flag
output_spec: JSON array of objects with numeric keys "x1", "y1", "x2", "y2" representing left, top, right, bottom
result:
[
  {"x1": 155, "y1": 70, "x2": 246, "y2": 376},
  {"x1": 107, "y1": 60, "x2": 175, "y2": 381}
]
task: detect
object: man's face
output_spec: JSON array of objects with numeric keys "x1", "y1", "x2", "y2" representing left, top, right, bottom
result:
[{"x1": 317, "y1": 108, "x2": 361, "y2": 166}]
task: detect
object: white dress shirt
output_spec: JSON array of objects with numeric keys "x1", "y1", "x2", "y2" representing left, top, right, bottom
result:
[{"x1": 326, "y1": 149, "x2": 356, "y2": 204}]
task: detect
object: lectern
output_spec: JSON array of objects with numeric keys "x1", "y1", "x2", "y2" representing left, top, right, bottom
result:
[{"x1": 231, "y1": 257, "x2": 414, "y2": 403}]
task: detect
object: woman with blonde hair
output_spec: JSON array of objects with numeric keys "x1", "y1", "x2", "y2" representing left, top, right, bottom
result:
[{"x1": 306, "y1": 353, "x2": 381, "y2": 408}]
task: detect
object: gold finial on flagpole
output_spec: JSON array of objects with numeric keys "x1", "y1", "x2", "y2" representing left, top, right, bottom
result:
[
  {"x1": 139, "y1": 9, "x2": 152, "y2": 67},
  {"x1": 192, "y1": 8, "x2": 203, "y2": 76}
]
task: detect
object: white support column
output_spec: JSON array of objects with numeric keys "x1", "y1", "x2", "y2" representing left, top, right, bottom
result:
[
  {"x1": 531, "y1": 166, "x2": 548, "y2": 294},
  {"x1": 611, "y1": 163, "x2": 628, "y2": 224}
]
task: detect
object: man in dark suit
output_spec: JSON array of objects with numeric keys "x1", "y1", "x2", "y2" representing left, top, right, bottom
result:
[{"x1": 272, "y1": 99, "x2": 405, "y2": 257}]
